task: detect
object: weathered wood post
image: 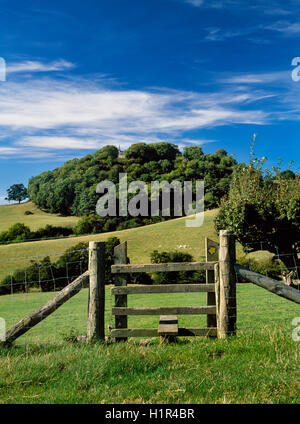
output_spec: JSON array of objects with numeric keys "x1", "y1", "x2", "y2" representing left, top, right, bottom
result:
[
  {"x1": 114, "y1": 242, "x2": 128, "y2": 342},
  {"x1": 87, "y1": 241, "x2": 106, "y2": 342},
  {"x1": 205, "y1": 238, "x2": 218, "y2": 331},
  {"x1": 218, "y1": 230, "x2": 236, "y2": 338}
]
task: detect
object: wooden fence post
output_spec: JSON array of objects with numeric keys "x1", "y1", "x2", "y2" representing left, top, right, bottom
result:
[
  {"x1": 87, "y1": 241, "x2": 105, "y2": 342},
  {"x1": 114, "y1": 242, "x2": 128, "y2": 342},
  {"x1": 205, "y1": 238, "x2": 218, "y2": 330},
  {"x1": 218, "y1": 230, "x2": 236, "y2": 338}
]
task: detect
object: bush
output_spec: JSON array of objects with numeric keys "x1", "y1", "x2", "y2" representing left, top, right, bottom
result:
[
  {"x1": 73, "y1": 215, "x2": 103, "y2": 235},
  {"x1": 150, "y1": 250, "x2": 205, "y2": 285},
  {"x1": 6, "y1": 223, "x2": 31, "y2": 242},
  {"x1": 236, "y1": 256, "x2": 284, "y2": 283},
  {"x1": 0, "y1": 276, "x2": 12, "y2": 295},
  {"x1": 34, "y1": 225, "x2": 73, "y2": 239},
  {"x1": 24, "y1": 210, "x2": 34, "y2": 215}
]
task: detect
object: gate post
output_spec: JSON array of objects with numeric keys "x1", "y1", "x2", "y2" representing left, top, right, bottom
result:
[
  {"x1": 87, "y1": 241, "x2": 106, "y2": 341},
  {"x1": 218, "y1": 230, "x2": 236, "y2": 338}
]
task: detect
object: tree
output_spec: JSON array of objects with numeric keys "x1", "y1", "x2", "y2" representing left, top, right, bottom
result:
[
  {"x1": 6, "y1": 184, "x2": 27, "y2": 204},
  {"x1": 215, "y1": 162, "x2": 300, "y2": 269}
]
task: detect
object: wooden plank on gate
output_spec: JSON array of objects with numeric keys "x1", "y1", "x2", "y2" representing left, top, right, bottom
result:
[
  {"x1": 114, "y1": 242, "x2": 128, "y2": 342},
  {"x1": 112, "y1": 306, "x2": 216, "y2": 315},
  {"x1": 110, "y1": 327, "x2": 217, "y2": 338},
  {"x1": 111, "y1": 283, "x2": 215, "y2": 295},
  {"x1": 111, "y1": 262, "x2": 216, "y2": 274},
  {"x1": 158, "y1": 315, "x2": 178, "y2": 336},
  {"x1": 206, "y1": 238, "x2": 218, "y2": 330}
]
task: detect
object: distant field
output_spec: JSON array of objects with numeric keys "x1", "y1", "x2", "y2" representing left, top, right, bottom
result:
[
  {"x1": 0, "y1": 206, "x2": 273, "y2": 281},
  {"x1": 0, "y1": 201, "x2": 79, "y2": 232},
  {"x1": 0, "y1": 209, "x2": 222, "y2": 280}
]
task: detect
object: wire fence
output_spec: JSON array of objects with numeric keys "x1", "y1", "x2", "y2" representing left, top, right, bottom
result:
[
  {"x1": 235, "y1": 241, "x2": 300, "y2": 334},
  {"x1": 0, "y1": 249, "x2": 92, "y2": 343},
  {"x1": 0, "y1": 241, "x2": 299, "y2": 344}
]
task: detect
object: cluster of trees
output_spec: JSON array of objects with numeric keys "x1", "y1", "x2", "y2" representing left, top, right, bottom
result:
[
  {"x1": 0, "y1": 222, "x2": 73, "y2": 244},
  {"x1": 215, "y1": 160, "x2": 300, "y2": 269},
  {"x1": 28, "y1": 143, "x2": 237, "y2": 228}
]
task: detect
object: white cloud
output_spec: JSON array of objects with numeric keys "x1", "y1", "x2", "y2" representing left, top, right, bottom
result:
[
  {"x1": 17, "y1": 136, "x2": 100, "y2": 150},
  {"x1": 219, "y1": 71, "x2": 290, "y2": 84},
  {"x1": 185, "y1": 0, "x2": 204, "y2": 6},
  {"x1": 0, "y1": 70, "x2": 281, "y2": 159},
  {"x1": 7, "y1": 60, "x2": 75, "y2": 74},
  {"x1": 265, "y1": 20, "x2": 300, "y2": 35}
]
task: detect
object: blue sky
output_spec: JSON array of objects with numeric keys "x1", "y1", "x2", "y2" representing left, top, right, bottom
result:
[{"x1": 0, "y1": 0, "x2": 300, "y2": 203}]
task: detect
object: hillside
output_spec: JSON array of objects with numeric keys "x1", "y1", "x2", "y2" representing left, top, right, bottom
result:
[
  {"x1": 0, "y1": 201, "x2": 79, "y2": 233},
  {"x1": 0, "y1": 209, "x2": 220, "y2": 280}
]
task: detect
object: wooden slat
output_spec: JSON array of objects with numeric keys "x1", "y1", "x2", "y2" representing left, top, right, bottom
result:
[
  {"x1": 110, "y1": 327, "x2": 217, "y2": 338},
  {"x1": 158, "y1": 315, "x2": 178, "y2": 335},
  {"x1": 111, "y1": 261, "x2": 216, "y2": 274},
  {"x1": 112, "y1": 306, "x2": 216, "y2": 315},
  {"x1": 206, "y1": 238, "x2": 218, "y2": 329},
  {"x1": 114, "y1": 242, "x2": 128, "y2": 342},
  {"x1": 111, "y1": 283, "x2": 215, "y2": 295}
]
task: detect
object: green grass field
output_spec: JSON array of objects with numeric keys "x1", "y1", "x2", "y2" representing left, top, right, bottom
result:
[
  {"x1": 1, "y1": 202, "x2": 298, "y2": 404},
  {"x1": 0, "y1": 208, "x2": 222, "y2": 281},
  {"x1": 0, "y1": 203, "x2": 273, "y2": 281},
  {"x1": 0, "y1": 201, "x2": 79, "y2": 232},
  {"x1": 0, "y1": 284, "x2": 299, "y2": 403}
]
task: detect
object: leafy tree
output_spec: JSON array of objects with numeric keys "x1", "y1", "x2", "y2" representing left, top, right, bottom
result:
[
  {"x1": 73, "y1": 214, "x2": 103, "y2": 235},
  {"x1": 6, "y1": 184, "x2": 27, "y2": 203},
  {"x1": 215, "y1": 161, "x2": 300, "y2": 269},
  {"x1": 6, "y1": 223, "x2": 31, "y2": 241},
  {"x1": 183, "y1": 146, "x2": 204, "y2": 161}
]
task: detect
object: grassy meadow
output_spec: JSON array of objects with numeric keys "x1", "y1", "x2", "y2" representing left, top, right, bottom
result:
[
  {"x1": 0, "y1": 201, "x2": 79, "y2": 232},
  {"x1": 0, "y1": 207, "x2": 222, "y2": 281},
  {"x1": 0, "y1": 284, "x2": 299, "y2": 404},
  {"x1": 0, "y1": 202, "x2": 299, "y2": 404}
]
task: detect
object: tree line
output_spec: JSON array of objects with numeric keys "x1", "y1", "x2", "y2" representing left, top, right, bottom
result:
[{"x1": 28, "y1": 143, "x2": 237, "y2": 231}]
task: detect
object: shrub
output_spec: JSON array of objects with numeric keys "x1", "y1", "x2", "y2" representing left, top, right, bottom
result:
[
  {"x1": 150, "y1": 250, "x2": 205, "y2": 285},
  {"x1": 236, "y1": 256, "x2": 284, "y2": 283},
  {"x1": 6, "y1": 223, "x2": 31, "y2": 242},
  {"x1": 24, "y1": 210, "x2": 33, "y2": 215},
  {"x1": 73, "y1": 215, "x2": 103, "y2": 235},
  {"x1": 0, "y1": 276, "x2": 12, "y2": 295}
]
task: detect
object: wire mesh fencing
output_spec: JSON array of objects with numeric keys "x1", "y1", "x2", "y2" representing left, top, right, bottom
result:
[
  {"x1": 0, "y1": 249, "x2": 92, "y2": 344},
  {"x1": 235, "y1": 241, "x2": 300, "y2": 335}
]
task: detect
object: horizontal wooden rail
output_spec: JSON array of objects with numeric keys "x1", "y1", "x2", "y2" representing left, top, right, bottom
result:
[
  {"x1": 112, "y1": 306, "x2": 216, "y2": 316},
  {"x1": 235, "y1": 265, "x2": 300, "y2": 305},
  {"x1": 110, "y1": 327, "x2": 217, "y2": 337},
  {"x1": 111, "y1": 262, "x2": 216, "y2": 274},
  {"x1": 111, "y1": 283, "x2": 215, "y2": 295}
]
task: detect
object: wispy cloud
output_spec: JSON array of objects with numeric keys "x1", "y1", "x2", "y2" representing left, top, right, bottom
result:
[
  {"x1": 0, "y1": 64, "x2": 291, "y2": 159},
  {"x1": 7, "y1": 60, "x2": 75, "y2": 74},
  {"x1": 185, "y1": 0, "x2": 204, "y2": 6},
  {"x1": 265, "y1": 20, "x2": 300, "y2": 35},
  {"x1": 15, "y1": 136, "x2": 100, "y2": 150},
  {"x1": 219, "y1": 71, "x2": 290, "y2": 84}
]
